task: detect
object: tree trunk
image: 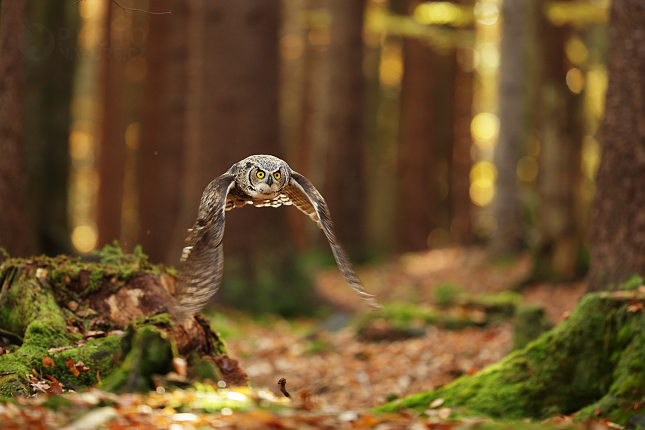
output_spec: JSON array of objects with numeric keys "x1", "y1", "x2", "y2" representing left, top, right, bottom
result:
[
  {"x1": 96, "y1": 6, "x2": 128, "y2": 249},
  {"x1": 587, "y1": 0, "x2": 645, "y2": 291},
  {"x1": 395, "y1": 37, "x2": 439, "y2": 253},
  {"x1": 323, "y1": 0, "x2": 366, "y2": 256},
  {"x1": 531, "y1": 15, "x2": 585, "y2": 283},
  {"x1": 23, "y1": 0, "x2": 78, "y2": 256},
  {"x1": 0, "y1": 0, "x2": 31, "y2": 257},
  {"x1": 450, "y1": 50, "x2": 474, "y2": 245},
  {"x1": 0, "y1": 253, "x2": 246, "y2": 396},
  {"x1": 489, "y1": 0, "x2": 527, "y2": 257},
  {"x1": 138, "y1": 1, "x2": 188, "y2": 265}
]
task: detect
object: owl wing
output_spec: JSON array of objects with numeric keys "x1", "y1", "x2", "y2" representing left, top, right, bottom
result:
[
  {"x1": 284, "y1": 172, "x2": 382, "y2": 310},
  {"x1": 171, "y1": 174, "x2": 237, "y2": 321}
]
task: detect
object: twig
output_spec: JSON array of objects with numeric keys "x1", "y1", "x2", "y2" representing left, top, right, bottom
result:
[
  {"x1": 277, "y1": 377, "x2": 291, "y2": 398},
  {"x1": 111, "y1": 0, "x2": 172, "y2": 16},
  {"x1": 75, "y1": 0, "x2": 172, "y2": 17}
]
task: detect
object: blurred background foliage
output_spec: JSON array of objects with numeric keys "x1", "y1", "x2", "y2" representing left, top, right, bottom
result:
[{"x1": 0, "y1": 0, "x2": 613, "y2": 313}]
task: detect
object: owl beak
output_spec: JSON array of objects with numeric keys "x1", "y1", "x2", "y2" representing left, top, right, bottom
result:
[{"x1": 266, "y1": 176, "x2": 273, "y2": 186}]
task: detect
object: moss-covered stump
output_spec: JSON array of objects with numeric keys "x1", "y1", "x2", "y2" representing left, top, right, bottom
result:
[
  {"x1": 375, "y1": 290, "x2": 645, "y2": 424},
  {"x1": 0, "y1": 251, "x2": 247, "y2": 398}
]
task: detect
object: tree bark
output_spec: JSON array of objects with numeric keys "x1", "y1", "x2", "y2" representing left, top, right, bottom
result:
[
  {"x1": 323, "y1": 0, "x2": 366, "y2": 256},
  {"x1": 96, "y1": 6, "x2": 128, "y2": 249},
  {"x1": 587, "y1": 0, "x2": 645, "y2": 291},
  {"x1": 0, "y1": 0, "x2": 31, "y2": 257},
  {"x1": 138, "y1": 0, "x2": 188, "y2": 265},
  {"x1": 489, "y1": 0, "x2": 527, "y2": 257},
  {"x1": 531, "y1": 14, "x2": 585, "y2": 283},
  {"x1": 395, "y1": 37, "x2": 439, "y2": 253},
  {"x1": 23, "y1": 0, "x2": 78, "y2": 256}
]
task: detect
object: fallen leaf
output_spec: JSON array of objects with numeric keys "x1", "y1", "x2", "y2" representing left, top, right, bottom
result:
[
  {"x1": 48, "y1": 380, "x2": 64, "y2": 395},
  {"x1": 48, "y1": 345, "x2": 75, "y2": 354},
  {"x1": 429, "y1": 398, "x2": 445, "y2": 408},
  {"x1": 172, "y1": 357, "x2": 187, "y2": 377},
  {"x1": 42, "y1": 357, "x2": 55, "y2": 368},
  {"x1": 67, "y1": 301, "x2": 79, "y2": 312},
  {"x1": 67, "y1": 358, "x2": 80, "y2": 377}
]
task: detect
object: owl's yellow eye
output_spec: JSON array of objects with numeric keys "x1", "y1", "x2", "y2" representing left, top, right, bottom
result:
[
  {"x1": 256, "y1": 171, "x2": 265, "y2": 179},
  {"x1": 273, "y1": 172, "x2": 281, "y2": 180}
]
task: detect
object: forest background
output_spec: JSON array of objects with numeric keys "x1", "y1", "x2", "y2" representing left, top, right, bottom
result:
[{"x1": 0, "y1": 0, "x2": 642, "y2": 316}]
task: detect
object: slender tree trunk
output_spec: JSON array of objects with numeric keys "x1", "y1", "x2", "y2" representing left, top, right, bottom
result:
[
  {"x1": 489, "y1": 0, "x2": 526, "y2": 257},
  {"x1": 0, "y1": 0, "x2": 31, "y2": 257},
  {"x1": 138, "y1": 1, "x2": 187, "y2": 264},
  {"x1": 450, "y1": 50, "x2": 474, "y2": 245},
  {"x1": 395, "y1": 36, "x2": 438, "y2": 252},
  {"x1": 588, "y1": 0, "x2": 645, "y2": 291},
  {"x1": 23, "y1": 0, "x2": 78, "y2": 255},
  {"x1": 324, "y1": 0, "x2": 366, "y2": 256},
  {"x1": 96, "y1": 6, "x2": 127, "y2": 248},
  {"x1": 532, "y1": 14, "x2": 584, "y2": 282}
]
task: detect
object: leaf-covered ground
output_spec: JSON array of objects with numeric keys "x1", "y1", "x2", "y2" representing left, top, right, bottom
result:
[{"x1": 0, "y1": 247, "x2": 596, "y2": 429}]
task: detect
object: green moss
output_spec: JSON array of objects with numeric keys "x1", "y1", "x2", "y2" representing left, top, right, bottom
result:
[
  {"x1": 100, "y1": 325, "x2": 176, "y2": 393},
  {"x1": 512, "y1": 305, "x2": 552, "y2": 351},
  {"x1": 375, "y1": 292, "x2": 645, "y2": 424}
]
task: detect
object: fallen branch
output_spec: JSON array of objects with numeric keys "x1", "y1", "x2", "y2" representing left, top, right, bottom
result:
[{"x1": 278, "y1": 377, "x2": 291, "y2": 398}]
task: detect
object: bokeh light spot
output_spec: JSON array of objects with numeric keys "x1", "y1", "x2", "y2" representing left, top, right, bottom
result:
[
  {"x1": 470, "y1": 178, "x2": 495, "y2": 206},
  {"x1": 280, "y1": 33, "x2": 305, "y2": 60},
  {"x1": 72, "y1": 224, "x2": 98, "y2": 254},
  {"x1": 566, "y1": 68, "x2": 585, "y2": 94},
  {"x1": 471, "y1": 113, "x2": 499, "y2": 146}
]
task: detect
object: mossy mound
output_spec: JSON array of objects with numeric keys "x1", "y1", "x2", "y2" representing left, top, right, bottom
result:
[
  {"x1": 375, "y1": 290, "x2": 645, "y2": 424},
  {"x1": 0, "y1": 248, "x2": 245, "y2": 398}
]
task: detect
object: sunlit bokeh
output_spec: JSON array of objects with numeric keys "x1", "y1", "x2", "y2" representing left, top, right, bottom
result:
[
  {"x1": 566, "y1": 68, "x2": 585, "y2": 94},
  {"x1": 72, "y1": 224, "x2": 98, "y2": 254},
  {"x1": 125, "y1": 122, "x2": 140, "y2": 150},
  {"x1": 470, "y1": 112, "x2": 499, "y2": 149},
  {"x1": 473, "y1": 1, "x2": 499, "y2": 26},
  {"x1": 413, "y1": 2, "x2": 473, "y2": 27},
  {"x1": 565, "y1": 37, "x2": 588, "y2": 65},
  {"x1": 379, "y1": 43, "x2": 403, "y2": 87},
  {"x1": 470, "y1": 177, "x2": 495, "y2": 207},
  {"x1": 470, "y1": 161, "x2": 497, "y2": 183}
]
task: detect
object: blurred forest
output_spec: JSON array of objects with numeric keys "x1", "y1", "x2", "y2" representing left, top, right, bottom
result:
[{"x1": 0, "y1": 0, "x2": 642, "y2": 313}]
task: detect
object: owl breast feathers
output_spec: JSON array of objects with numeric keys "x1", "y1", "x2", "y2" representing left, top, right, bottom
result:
[{"x1": 172, "y1": 154, "x2": 381, "y2": 321}]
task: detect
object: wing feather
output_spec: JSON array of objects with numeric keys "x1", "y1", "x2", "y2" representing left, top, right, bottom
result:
[
  {"x1": 287, "y1": 172, "x2": 382, "y2": 310},
  {"x1": 172, "y1": 174, "x2": 236, "y2": 321}
]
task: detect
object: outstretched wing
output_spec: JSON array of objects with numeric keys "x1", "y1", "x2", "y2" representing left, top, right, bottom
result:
[
  {"x1": 172, "y1": 174, "x2": 236, "y2": 321},
  {"x1": 284, "y1": 172, "x2": 382, "y2": 310}
]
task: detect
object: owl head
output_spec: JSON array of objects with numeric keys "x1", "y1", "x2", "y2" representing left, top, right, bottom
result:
[{"x1": 240, "y1": 154, "x2": 291, "y2": 197}]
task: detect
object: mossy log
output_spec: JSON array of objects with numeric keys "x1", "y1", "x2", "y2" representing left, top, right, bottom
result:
[
  {"x1": 375, "y1": 290, "x2": 645, "y2": 424},
  {"x1": 0, "y1": 253, "x2": 247, "y2": 397}
]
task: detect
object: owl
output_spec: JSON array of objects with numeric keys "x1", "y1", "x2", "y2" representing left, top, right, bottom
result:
[{"x1": 172, "y1": 154, "x2": 382, "y2": 321}]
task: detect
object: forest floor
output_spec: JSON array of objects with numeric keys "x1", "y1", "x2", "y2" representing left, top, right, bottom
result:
[{"x1": 1, "y1": 247, "x2": 602, "y2": 430}]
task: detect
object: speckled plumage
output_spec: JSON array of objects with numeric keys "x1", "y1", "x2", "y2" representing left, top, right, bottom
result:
[{"x1": 172, "y1": 155, "x2": 381, "y2": 321}]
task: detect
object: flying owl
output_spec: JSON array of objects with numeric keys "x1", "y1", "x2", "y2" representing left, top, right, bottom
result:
[{"x1": 171, "y1": 154, "x2": 382, "y2": 321}]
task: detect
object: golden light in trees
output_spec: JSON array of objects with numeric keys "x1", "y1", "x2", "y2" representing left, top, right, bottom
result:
[
  {"x1": 79, "y1": 0, "x2": 101, "y2": 19},
  {"x1": 413, "y1": 2, "x2": 472, "y2": 27},
  {"x1": 471, "y1": 112, "x2": 499, "y2": 148},
  {"x1": 470, "y1": 161, "x2": 497, "y2": 183},
  {"x1": 470, "y1": 178, "x2": 495, "y2": 206},
  {"x1": 473, "y1": 1, "x2": 499, "y2": 26},
  {"x1": 565, "y1": 37, "x2": 588, "y2": 65},
  {"x1": 586, "y1": 66, "x2": 607, "y2": 119},
  {"x1": 566, "y1": 68, "x2": 585, "y2": 94},
  {"x1": 308, "y1": 26, "x2": 330, "y2": 51},
  {"x1": 379, "y1": 43, "x2": 403, "y2": 87},
  {"x1": 279, "y1": 34, "x2": 305, "y2": 60},
  {"x1": 516, "y1": 156, "x2": 539, "y2": 182},
  {"x1": 479, "y1": 43, "x2": 500, "y2": 68},
  {"x1": 582, "y1": 135, "x2": 600, "y2": 180},
  {"x1": 125, "y1": 122, "x2": 140, "y2": 150},
  {"x1": 72, "y1": 224, "x2": 98, "y2": 254}
]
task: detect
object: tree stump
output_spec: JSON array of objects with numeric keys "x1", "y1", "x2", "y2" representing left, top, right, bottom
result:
[{"x1": 0, "y1": 248, "x2": 247, "y2": 397}]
